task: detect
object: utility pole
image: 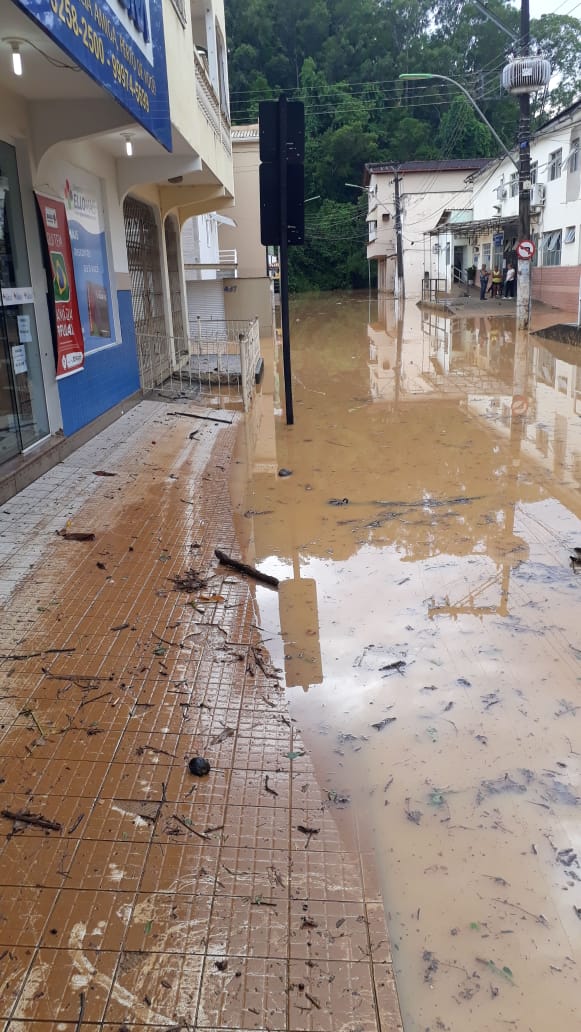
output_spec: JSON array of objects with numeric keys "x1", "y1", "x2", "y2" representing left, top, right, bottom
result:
[
  {"x1": 517, "y1": 0, "x2": 532, "y2": 330},
  {"x1": 393, "y1": 168, "x2": 405, "y2": 299}
]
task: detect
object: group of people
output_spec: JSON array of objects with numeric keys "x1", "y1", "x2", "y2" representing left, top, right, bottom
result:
[{"x1": 479, "y1": 263, "x2": 516, "y2": 300}]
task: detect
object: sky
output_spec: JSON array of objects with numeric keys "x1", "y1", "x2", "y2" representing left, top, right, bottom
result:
[{"x1": 517, "y1": 0, "x2": 581, "y2": 18}]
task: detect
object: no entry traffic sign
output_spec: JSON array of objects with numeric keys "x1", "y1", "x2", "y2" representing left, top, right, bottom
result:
[
  {"x1": 516, "y1": 239, "x2": 536, "y2": 260},
  {"x1": 512, "y1": 395, "x2": 528, "y2": 416}
]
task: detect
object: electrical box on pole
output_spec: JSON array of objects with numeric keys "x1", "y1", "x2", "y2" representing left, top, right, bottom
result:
[{"x1": 259, "y1": 98, "x2": 305, "y2": 425}]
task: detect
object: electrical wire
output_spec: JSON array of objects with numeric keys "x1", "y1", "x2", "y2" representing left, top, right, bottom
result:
[{"x1": 26, "y1": 39, "x2": 80, "y2": 70}]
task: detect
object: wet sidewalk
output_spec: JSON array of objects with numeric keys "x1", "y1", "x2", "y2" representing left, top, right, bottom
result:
[{"x1": 0, "y1": 400, "x2": 401, "y2": 1031}]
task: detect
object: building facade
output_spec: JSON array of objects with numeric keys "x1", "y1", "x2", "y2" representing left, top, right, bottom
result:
[
  {"x1": 364, "y1": 159, "x2": 488, "y2": 300},
  {"x1": 0, "y1": 0, "x2": 233, "y2": 498},
  {"x1": 429, "y1": 100, "x2": 581, "y2": 313},
  {"x1": 218, "y1": 125, "x2": 274, "y2": 334}
]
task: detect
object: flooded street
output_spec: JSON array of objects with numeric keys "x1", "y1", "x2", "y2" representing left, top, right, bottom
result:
[{"x1": 233, "y1": 293, "x2": 581, "y2": 1032}]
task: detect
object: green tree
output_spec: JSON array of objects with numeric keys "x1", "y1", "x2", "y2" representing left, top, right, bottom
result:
[
  {"x1": 436, "y1": 96, "x2": 496, "y2": 157},
  {"x1": 531, "y1": 15, "x2": 581, "y2": 116},
  {"x1": 224, "y1": 0, "x2": 581, "y2": 291}
]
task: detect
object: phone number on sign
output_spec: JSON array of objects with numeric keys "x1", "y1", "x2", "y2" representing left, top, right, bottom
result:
[
  {"x1": 111, "y1": 55, "x2": 150, "y2": 112},
  {"x1": 48, "y1": 0, "x2": 151, "y2": 113},
  {"x1": 50, "y1": 0, "x2": 105, "y2": 63}
]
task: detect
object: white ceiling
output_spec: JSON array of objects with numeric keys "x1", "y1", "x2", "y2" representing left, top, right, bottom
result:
[{"x1": 0, "y1": 0, "x2": 104, "y2": 100}]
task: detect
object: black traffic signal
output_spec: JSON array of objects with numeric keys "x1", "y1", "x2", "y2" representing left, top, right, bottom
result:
[{"x1": 259, "y1": 99, "x2": 305, "y2": 246}]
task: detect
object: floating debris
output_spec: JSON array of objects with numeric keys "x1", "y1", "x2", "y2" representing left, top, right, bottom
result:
[
  {"x1": 371, "y1": 717, "x2": 397, "y2": 732},
  {"x1": 170, "y1": 568, "x2": 208, "y2": 592}
]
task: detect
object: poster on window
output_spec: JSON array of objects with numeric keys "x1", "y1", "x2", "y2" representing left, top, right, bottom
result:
[
  {"x1": 36, "y1": 194, "x2": 85, "y2": 379},
  {"x1": 63, "y1": 167, "x2": 116, "y2": 352}
]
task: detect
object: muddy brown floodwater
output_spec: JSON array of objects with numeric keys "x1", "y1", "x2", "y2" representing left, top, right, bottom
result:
[{"x1": 230, "y1": 292, "x2": 581, "y2": 1032}]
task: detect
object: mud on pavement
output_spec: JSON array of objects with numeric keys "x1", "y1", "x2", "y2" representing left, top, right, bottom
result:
[{"x1": 0, "y1": 399, "x2": 401, "y2": 1030}]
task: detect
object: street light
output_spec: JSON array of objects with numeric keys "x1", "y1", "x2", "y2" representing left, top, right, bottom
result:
[{"x1": 398, "y1": 73, "x2": 517, "y2": 169}]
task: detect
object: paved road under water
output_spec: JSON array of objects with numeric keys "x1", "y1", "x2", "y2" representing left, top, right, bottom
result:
[{"x1": 232, "y1": 292, "x2": 581, "y2": 1032}]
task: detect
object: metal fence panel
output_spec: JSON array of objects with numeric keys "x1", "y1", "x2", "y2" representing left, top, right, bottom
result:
[{"x1": 136, "y1": 318, "x2": 260, "y2": 411}]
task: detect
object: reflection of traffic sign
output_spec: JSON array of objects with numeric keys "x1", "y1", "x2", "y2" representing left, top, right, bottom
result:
[
  {"x1": 516, "y1": 239, "x2": 536, "y2": 260},
  {"x1": 511, "y1": 395, "x2": 528, "y2": 416}
]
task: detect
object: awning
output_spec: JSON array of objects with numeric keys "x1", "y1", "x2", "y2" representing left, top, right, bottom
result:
[{"x1": 428, "y1": 215, "x2": 518, "y2": 236}]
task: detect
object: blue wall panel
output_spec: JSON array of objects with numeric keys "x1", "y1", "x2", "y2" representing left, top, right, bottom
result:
[{"x1": 58, "y1": 289, "x2": 140, "y2": 437}]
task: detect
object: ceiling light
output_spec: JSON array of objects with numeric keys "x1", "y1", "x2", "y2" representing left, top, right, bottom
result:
[
  {"x1": 4, "y1": 40, "x2": 24, "y2": 76},
  {"x1": 122, "y1": 133, "x2": 133, "y2": 157},
  {"x1": 12, "y1": 44, "x2": 22, "y2": 76}
]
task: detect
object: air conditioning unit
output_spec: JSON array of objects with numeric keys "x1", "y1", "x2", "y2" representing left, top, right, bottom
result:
[
  {"x1": 531, "y1": 183, "x2": 546, "y2": 206},
  {"x1": 496, "y1": 186, "x2": 507, "y2": 200}
]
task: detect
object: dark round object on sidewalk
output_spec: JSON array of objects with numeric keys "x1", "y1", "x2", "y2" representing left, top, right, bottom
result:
[
  {"x1": 189, "y1": 756, "x2": 211, "y2": 776},
  {"x1": 278, "y1": 468, "x2": 293, "y2": 477}
]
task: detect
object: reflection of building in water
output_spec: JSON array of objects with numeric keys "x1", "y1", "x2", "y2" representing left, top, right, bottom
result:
[
  {"x1": 372, "y1": 301, "x2": 581, "y2": 540},
  {"x1": 469, "y1": 337, "x2": 581, "y2": 501},
  {"x1": 368, "y1": 300, "x2": 517, "y2": 402}
]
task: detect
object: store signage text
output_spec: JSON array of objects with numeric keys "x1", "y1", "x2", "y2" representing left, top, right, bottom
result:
[{"x1": 14, "y1": 0, "x2": 170, "y2": 149}]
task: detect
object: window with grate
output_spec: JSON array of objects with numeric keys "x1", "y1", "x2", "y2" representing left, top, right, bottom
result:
[
  {"x1": 548, "y1": 149, "x2": 562, "y2": 181},
  {"x1": 569, "y1": 139, "x2": 580, "y2": 173},
  {"x1": 509, "y1": 172, "x2": 518, "y2": 197},
  {"x1": 565, "y1": 226, "x2": 576, "y2": 244},
  {"x1": 542, "y1": 229, "x2": 562, "y2": 266},
  {"x1": 123, "y1": 196, "x2": 166, "y2": 337}
]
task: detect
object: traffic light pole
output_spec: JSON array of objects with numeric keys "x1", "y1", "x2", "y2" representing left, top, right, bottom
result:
[{"x1": 278, "y1": 97, "x2": 294, "y2": 425}]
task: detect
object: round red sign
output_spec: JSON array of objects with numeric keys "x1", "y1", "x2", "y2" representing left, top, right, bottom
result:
[{"x1": 516, "y1": 239, "x2": 536, "y2": 260}]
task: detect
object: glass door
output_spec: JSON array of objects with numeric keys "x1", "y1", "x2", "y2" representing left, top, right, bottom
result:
[
  {"x1": 0, "y1": 297, "x2": 20, "y2": 462},
  {"x1": 0, "y1": 141, "x2": 49, "y2": 463}
]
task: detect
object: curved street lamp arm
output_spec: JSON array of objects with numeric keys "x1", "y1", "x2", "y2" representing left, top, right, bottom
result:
[{"x1": 399, "y1": 73, "x2": 518, "y2": 170}]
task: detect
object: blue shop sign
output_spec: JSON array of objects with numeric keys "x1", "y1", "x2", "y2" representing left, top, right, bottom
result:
[
  {"x1": 493, "y1": 233, "x2": 504, "y2": 247},
  {"x1": 15, "y1": 0, "x2": 171, "y2": 150}
]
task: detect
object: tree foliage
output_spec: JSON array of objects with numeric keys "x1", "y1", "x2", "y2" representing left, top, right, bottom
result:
[{"x1": 225, "y1": 0, "x2": 581, "y2": 291}]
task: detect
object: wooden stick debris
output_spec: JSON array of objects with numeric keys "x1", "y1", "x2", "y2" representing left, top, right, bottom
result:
[
  {"x1": 167, "y1": 410, "x2": 233, "y2": 425},
  {"x1": 0, "y1": 648, "x2": 76, "y2": 661},
  {"x1": 78, "y1": 691, "x2": 112, "y2": 708},
  {"x1": 2, "y1": 810, "x2": 62, "y2": 832},
  {"x1": 74, "y1": 991, "x2": 86, "y2": 1032},
  {"x1": 172, "y1": 814, "x2": 209, "y2": 839},
  {"x1": 57, "y1": 530, "x2": 95, "y2": 541},
  {"x1": 215, "y1": 549, "x2": 279, "y2": 588}
]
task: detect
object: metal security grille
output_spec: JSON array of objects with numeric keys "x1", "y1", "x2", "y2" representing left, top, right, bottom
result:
[
  {"x1": 136, "y1": 319, "x2": 261, "y2": 411},
  {"x1": 123, "y1": 197, "x2": 166, "y2": 339},
  {"x1": 164, "y1": 215, "x2": 185, "y2": 342}
]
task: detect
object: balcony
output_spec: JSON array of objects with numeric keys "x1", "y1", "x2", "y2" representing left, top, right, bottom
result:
[
  {"x1": 194, "y1": 48, "x2": 232, "y2": 157},
  {"x1": 184, "y1": 248, "x2": 238, "y2": 280}
]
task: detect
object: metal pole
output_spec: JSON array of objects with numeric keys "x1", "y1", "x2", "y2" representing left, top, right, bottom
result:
[
  {"x1": 394, "y1": 169, "x2": 405, "y2": 299},
  {"x1": 278, "y1": 96, "x2": 294, "y2": 425},
  {"x1": 517, "y1": 0, "x2": 532, "y2": 330}
]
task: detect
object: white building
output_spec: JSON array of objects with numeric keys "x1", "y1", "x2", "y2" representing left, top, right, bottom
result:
[
  {"x1": 0, "y1": 0, "x2": 233, "y2": 498},
  {"x1": 430, "y1": 99, "x2": 581, "y2": 313},
  {"x1": 364, "y1": 159, "x2": 488, "y2": 299},
  {"x1": 181, "y1": 211, "x2": 237, "y2": 327}
]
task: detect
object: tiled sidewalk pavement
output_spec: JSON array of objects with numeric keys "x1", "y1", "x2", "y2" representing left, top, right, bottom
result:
[{"x1": 0, "y1": 400, "x2": 402, "y2": 1031}]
